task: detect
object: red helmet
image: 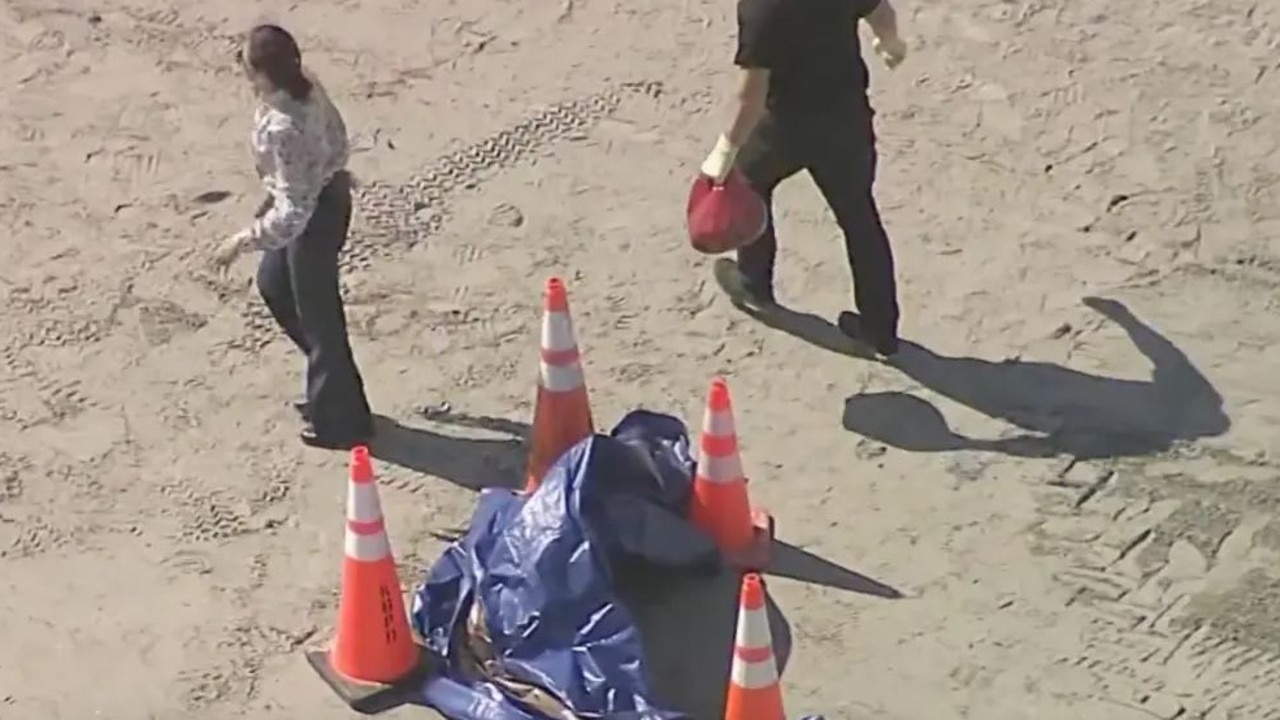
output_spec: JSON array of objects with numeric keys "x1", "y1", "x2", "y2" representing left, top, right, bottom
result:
[{"x1": 686, "y1": 169, "x2": 768, "y2": 255}]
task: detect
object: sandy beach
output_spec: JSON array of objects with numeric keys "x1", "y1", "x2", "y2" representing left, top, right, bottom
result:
[{"x1": 3, "y1": 0, "x2": 1280, "y2": 718}]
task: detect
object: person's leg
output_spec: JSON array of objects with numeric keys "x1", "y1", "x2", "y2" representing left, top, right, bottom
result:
[
  {"x1": 254, "y1": 195, "x2": 312, "y2": 417},
  {"x1": 286, "y1": 172, "x2": 372, "y2": 445},
  {"x1": 730, "y1": 112, "x2": 804, "y2": 305},
  {"x1": 255, "y1": 247, "x2": 310, "y2": 353},
  {"x1": 804, "y1": 112, "x2": 900, "y2": 354}
]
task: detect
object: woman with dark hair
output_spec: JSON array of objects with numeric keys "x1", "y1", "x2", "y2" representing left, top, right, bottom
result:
[{"x1": 212, "y1": 24, "x2": 373, "y2": 450}]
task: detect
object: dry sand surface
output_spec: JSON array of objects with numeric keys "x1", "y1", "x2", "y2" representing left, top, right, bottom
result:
[{"x1": 4, "y1": 0, "x2": 1280, "y2": 718}]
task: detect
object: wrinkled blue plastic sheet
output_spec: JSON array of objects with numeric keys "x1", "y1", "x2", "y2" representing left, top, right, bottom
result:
[{"x1": 410, "y1": 411, "x2": 722, "y2": 720}]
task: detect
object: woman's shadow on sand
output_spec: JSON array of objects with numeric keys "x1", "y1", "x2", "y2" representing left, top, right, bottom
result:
[{"x1": 744, "y1": 295, "x2": 1229, "y2": 460}]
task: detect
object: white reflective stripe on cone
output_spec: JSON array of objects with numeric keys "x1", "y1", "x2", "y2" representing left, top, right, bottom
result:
[
  {"x1": 345, "y1": 526, "x2": 391, "y2": 562},
  {"x1": 541, "y1": 312, "x2": 577, "y2": 352},
  {"x1": 702, "y1": 407, "x2": 736, "y2": 437},
  {"x1": 731, "y1": 655, "x2": 780, "y2": 690},
  {"x1": 540, "y1": 362, "x2": 584, "y2": 393},
  {"x1": 737, "y1": 603, "x2": 773, "y2": 648},
  {"x1": 699, "y1": 452, "x2": 744, "y2": 483},
  {"x1": 346, "y1": 480, "x2": 384, "y2": 524},
  {"x1": 731, "y1": 606, "x2": 778, "y2": 689}
]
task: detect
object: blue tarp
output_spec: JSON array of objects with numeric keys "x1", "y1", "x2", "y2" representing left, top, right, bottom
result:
[{"x1": 410, "y1": 410, "x2": 722, "y2": 720}]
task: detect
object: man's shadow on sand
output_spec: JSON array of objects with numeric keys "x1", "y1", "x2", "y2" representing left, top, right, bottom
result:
[
  {"x1": 369, "y1": 409, "x2": 908, "y2": 717},
  {"x1": 741, "y1": 296, "x2": 1229, "y2": 460}
]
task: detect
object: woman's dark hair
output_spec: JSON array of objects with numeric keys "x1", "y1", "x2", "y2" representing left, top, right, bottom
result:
[{"x1": 245, "y1": 24, "x2": 313, "y2": 102}]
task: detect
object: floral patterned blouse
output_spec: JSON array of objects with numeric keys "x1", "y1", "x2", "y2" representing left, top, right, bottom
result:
[{"x1": 244, "y1": 75, "x2": 350, "y2": 250}]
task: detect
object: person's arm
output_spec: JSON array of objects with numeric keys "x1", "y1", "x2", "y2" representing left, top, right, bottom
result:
[
  {"x1": 241, "y1": 123, "x2": 322, "y2": 252},
  {"x1": 701, "y1": 69, "x2": 769, "y2": 182},
  {"x1": 700, "y1": 0, "x2": 783, "y2": 183},
  {"x1": 725, "y1": 69, "x2": 770, "y2": 150},
  {"x1": 862, "y1": 0, "x2": 907, "y2": 68},
  {"x1": 863, "y1": 0, "x2": 899, "y2": 40}
]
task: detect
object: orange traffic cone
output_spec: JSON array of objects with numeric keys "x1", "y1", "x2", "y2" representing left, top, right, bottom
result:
[
  {"x1": 724, "y1": 573, "x2": 786, "y2": 720},
  {"x1": 307, "y1": 446, "x2": 425, "y2": 712},
  {"x1": 688, "y1": 377, "x2": 774, "y2": 570},
  {"x1": 525, "y1": 277, "x2": 594, "y2": 492}
]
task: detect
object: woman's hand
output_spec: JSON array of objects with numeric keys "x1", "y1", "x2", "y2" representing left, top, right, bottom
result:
[{"x1": 211, "y1": 230, "x2": 253, "y2": 273}]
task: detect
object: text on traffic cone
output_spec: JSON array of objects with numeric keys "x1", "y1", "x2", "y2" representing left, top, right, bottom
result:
[{"x1": 329, "y1": 446, "x2": 418, "y2": 684}]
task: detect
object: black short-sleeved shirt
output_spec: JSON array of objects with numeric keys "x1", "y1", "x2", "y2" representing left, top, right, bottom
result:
[{"x1": 734, "y1": 0, "x2": 881, "y2": 113}]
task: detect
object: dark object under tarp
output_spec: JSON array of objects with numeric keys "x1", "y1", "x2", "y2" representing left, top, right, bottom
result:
[{"x1": 410, "y1": 410, "x2": 737, "y2": 720}]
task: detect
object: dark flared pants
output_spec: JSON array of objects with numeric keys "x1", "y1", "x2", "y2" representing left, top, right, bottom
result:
[{"x1": 255, "y1": 171, "x2": 372, "y2": 438}]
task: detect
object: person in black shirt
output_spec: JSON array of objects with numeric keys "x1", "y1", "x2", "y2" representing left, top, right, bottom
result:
[{"x1": 700, "y1": 0, "x2": 907, "y2": 357}]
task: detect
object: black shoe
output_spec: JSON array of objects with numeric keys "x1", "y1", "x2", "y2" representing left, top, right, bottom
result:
[
  {"x1": 873, "y1": 335, "x2": 900, "y2": 357},
  {"x1": 292, "y1": 399, "x2": 308, "y2": 419},
  {"x1": 712, "y1": 258, "x2": 776, "y2": 311},
  {"x1": 836, "y1": 311, "x2": 899, "y2": 358},
  {"x1": 299, "y1": 421, "x2": 373, "y2": 450}
]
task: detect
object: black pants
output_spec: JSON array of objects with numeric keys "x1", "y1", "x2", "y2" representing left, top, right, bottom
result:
[
  {"x1": 736, "y1": 107, "x2": 900, "y2": 343},
  {"x1": 256, "y1": 171, "x2": 372, "y2": 437}
]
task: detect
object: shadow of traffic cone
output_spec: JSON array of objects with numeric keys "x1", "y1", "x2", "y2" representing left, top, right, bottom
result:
[
  {"x1": 725, "y1": 573, "x2": 786, "y2": 720},
  {"x1": 307, "y1": 446, "x2": 427, "y2": 713},
  {"x1": 688, "y1": 377, "x2": 774, "y2": 570},
  {"x1": 525, "y1": 277, "x2": 594, "y2": 492}
]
